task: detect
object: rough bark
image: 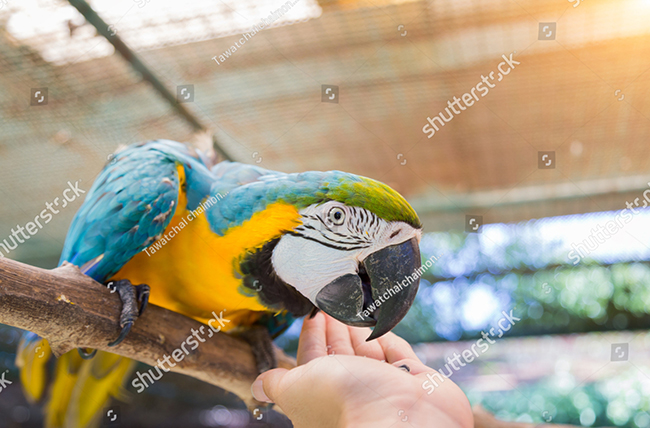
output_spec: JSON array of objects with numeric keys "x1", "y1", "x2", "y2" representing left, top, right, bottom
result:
[{"x1": 0, "y1": 257, "x2": 293, "y2": 409}]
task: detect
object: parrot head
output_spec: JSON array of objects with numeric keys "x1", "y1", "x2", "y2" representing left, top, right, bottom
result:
[{"x1": 236, "y1": 171, "x2": 423, "y2": 341}]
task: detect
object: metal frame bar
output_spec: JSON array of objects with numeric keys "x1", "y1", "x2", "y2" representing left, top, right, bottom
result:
[{"x1": 68, "y1": 0, "x2": 233, "y2": 161}]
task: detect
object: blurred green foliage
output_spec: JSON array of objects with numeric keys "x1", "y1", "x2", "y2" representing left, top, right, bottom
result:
[
  {"x1": 395, "y1": 222, "x2": 650, "y2": 343},
  {"x1": 467, "y1": 367, "x2": 650, "y2": 427}
]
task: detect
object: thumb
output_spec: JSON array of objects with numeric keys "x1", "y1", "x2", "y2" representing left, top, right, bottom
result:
[{"x1": 251, "y1": 368, "x2": 289, "y2": 403}]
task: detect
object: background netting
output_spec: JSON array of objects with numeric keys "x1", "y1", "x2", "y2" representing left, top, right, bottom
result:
[{"x1": 2, "y1": 0, "x2": 650, "y2": 265}]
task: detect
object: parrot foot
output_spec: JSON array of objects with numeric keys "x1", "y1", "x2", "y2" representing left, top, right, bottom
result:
[
  {"x1": 238, "y1": 326, "x2": 277, "y2": 374},
  {"x1": 107, "y1": 280, "x2": 150, "y2": 347}
]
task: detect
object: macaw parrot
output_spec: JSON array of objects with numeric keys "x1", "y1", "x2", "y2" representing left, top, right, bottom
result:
[{"x1": 16, "y1": 140, "x2": 422, "y2": 428}]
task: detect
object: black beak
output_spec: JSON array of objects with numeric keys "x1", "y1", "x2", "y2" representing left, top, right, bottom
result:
[{"x1": 315, "y1": 237, "x2": 421, "y2": 341}]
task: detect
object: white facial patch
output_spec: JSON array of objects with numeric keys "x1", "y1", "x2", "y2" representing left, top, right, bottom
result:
[
  {"x1": 271, "y1": 201, "x2": 421, "y2": 304},
  {"x1": 272, "y1": 234, "x2": 359, "y2": 304}
]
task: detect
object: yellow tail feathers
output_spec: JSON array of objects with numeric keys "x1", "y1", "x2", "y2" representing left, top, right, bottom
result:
[
  {"x1": 17, "y1": 333, "x2": 136, "y2": 428},
  {"x1": 16, "y1": 332, "x2": 52, "y2": 402},
  {"x1": 56, "y1": 351, "x2": 135, "y2": 428},
  {"x1": 45, "y1": 350, "x2": 84, "y2": 428}
]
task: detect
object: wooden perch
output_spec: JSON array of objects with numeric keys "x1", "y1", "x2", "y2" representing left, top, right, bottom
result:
[
  {"x1": 0, "y1": 257, "x2": 584, "y2": 427},
  {"x1": 0, "y1": 256, "x2": 293, "y2": 409}
]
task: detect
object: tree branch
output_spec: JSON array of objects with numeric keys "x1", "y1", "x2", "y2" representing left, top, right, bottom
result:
[
  {"x1": 0, "y1": 257, "x2": 584, "y2": 427},
  {"x1": 0, "y1": 257, "x2": 293, "y2": 409}
]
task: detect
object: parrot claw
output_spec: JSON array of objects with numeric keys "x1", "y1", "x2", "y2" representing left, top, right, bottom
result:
[
  {"x1": 107, "y1": 279, "x2": 150, "y2": 347},
  {"x1": 136, "y1": 283, "x2": 150, "y2": 316},
  {"x1": 108, "y1": 321, "x2": 133, "y2": 347},
  {"x1": 238, "y1": 326, "x2": 277, "y2": 374}
]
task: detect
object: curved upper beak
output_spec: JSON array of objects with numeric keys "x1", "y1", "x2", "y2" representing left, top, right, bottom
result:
[{"x1": 315, "y1": 237, "x2": 421, "y2": 341}]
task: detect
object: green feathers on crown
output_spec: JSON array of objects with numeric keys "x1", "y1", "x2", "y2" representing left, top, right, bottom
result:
[
  {"x1": 209, "y1": 169, "x2": 422, "y2": 234},
  {"x1": 289, "y1": 172, "x2": 422, "y2": 229}
]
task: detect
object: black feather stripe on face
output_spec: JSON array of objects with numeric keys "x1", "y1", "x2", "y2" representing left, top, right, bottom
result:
[
  {"x1": 287, "y1": 231, "x2": 368, "y2": 251},
  {"x1": 239, "y1": 238, "x2": 314, "y2": 316}
]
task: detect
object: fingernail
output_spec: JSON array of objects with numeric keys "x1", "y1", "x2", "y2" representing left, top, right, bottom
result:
[{"x1": 251, "y1": 379, "x2": 272, "y2": 403}]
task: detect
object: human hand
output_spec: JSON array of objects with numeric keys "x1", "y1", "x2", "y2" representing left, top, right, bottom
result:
[{"x1": 251, "y1": 312, "x2": 473, "y2": 428}]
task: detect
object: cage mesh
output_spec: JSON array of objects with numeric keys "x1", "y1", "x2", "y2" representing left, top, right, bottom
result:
[{"x1": 1, "y1": 0, "x2": 650, "y2": 263}]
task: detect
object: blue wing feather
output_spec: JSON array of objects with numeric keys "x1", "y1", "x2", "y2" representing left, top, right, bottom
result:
[{"x1": 59, "y1": 140, "x2": 214, "y2": 283}]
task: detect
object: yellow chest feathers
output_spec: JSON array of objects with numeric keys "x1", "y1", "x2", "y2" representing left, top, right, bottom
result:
[{"x1": 113, "y1": 201, "x2": 302, "y2": 329}]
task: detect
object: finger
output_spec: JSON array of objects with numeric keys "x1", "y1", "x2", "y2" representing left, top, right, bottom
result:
[
  {"x1": 390, "y1": 358, "x2": 432, "y2": 376},
  {"x1": 324, "y1": 314, "x2": 355, "y2": 356},
  {"x1": 348, "y1": 326, "x2": 386, "y2": 360},
  {"x1": 376, "y1": 332, "x2": 420, "y2": 364},
  {"x1": 252, "y1": 368, "x2": 289, "y2": 403},
  {"x1": 297, "y1": 311, "x2": 327, "y2": 365}
]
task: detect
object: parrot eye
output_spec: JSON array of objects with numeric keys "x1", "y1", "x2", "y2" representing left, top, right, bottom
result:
[{"x1": 328, "y1": 207, "x2": 346, "y2": 225}]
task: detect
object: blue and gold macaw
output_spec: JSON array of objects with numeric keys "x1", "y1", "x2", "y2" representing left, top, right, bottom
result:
[{"x1": 16, "y1": 140, "x2": 422, "y2": 428}]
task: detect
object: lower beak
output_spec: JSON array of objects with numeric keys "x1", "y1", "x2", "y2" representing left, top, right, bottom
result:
[{"x1": 315, "y1": 237, "x2": 421, "y2": 341}]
